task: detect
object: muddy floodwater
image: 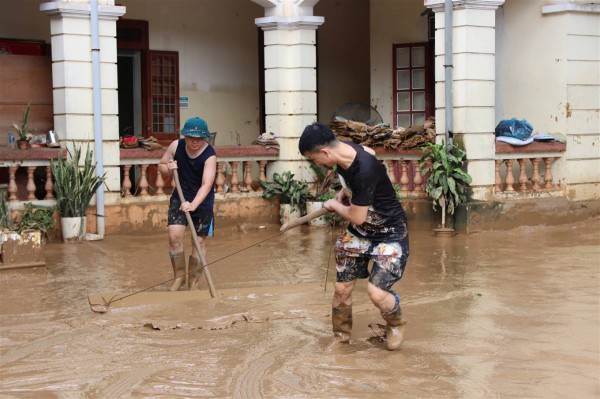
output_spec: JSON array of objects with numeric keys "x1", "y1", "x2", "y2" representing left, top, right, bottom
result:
[{"x1": 1, "y1": 218, "x2": 599, "y2": 398}]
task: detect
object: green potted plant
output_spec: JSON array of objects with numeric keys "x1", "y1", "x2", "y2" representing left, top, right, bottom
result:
[
  {"x1": 13, "y1": 101, "x2": 34, "y2": 149},
  {"x1": 50, "y1": 145, "x2": 106, "y2": 242},
  {"x1": 259, "y1": 171, "x2": 310, "y2": 225},
  {"x1": 0, "y1": 192, "x2": 50, "y2": 269},
  {"x1": 419, "y1": 141, "x2": 472, "y2": 236}
]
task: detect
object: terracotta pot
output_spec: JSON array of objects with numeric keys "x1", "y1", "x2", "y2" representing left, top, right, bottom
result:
[{"x1": 17, "y1": 140, "x2": 30, "y2": 150}]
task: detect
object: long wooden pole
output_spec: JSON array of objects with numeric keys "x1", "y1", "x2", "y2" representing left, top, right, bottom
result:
[
  {"x1": 280, "y1": 207, "x2": 329, "y2": 232},
  {"x1": 172, "y1": 169, "x2": 217, "y2": 298}
]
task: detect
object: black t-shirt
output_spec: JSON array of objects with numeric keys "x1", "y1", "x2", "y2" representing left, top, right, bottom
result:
[{"x1": 337, "y1": 142, "x2": 408, "y2": 242}]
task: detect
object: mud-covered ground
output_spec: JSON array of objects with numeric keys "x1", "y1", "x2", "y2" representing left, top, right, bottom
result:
[{"x1": 1, "y1": 218, "x2": 599, "y2": 398}]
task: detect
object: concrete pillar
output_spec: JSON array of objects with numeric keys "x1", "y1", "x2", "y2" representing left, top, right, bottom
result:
[
  {"x1": 426, "y1": 0, "x2": 505, "y2": 201},
  {"x1": 40, "y1": 1, "x2": 125, "y2": 201},
  {"x1": 254, "y1": 0, "x2": 324, "y2": 181}
]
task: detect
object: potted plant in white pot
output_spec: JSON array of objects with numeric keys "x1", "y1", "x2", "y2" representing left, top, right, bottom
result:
[
  {"x1": 50, "y1": 145, "x2": 106, "y2": 242},
  {"x1": 419, "y1": 141, "x2": 472, "y2": 236},
  {"x1": 259, "y1": 171, "x2": 309, "y2": 225}
]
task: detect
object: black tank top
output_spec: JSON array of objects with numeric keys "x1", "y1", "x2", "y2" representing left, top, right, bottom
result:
[{"x1": 172, "y1": 138, "x2": 216, "y2": 211}]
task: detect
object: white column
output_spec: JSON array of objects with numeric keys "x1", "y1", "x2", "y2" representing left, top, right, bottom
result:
[
  {"x1": 40, "y1": 1, "x2": 125, "y2": 199},
  {"x1": 254, "y1": 0, "x2": 324, "y2": 180},
  {"x1": 426, "y1": 0, "x2": 504, "y2": 201}
]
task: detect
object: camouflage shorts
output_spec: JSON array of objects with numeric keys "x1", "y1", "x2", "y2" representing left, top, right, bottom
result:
[
  {"x1": 167, "y1": 196, "x2": 214, "y2": 237},
  {"x1": 334, "y1": 230, "x2": 409, "y2": 291}
]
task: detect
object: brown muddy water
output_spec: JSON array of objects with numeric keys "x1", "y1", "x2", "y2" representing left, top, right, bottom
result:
[{"x1": 1, "y1": 218, "x2": 599, "y2": 398}]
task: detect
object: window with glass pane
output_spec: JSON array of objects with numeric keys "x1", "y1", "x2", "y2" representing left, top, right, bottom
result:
[
  {"x1": 392, "y1": 43, "x2": 432, "y2": 129},
  {"x1": 149, "y1": 51, "x2": 179, "y2": 138}
]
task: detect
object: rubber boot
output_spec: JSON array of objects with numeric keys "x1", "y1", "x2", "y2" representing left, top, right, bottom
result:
[
  {"x1": 332, "y1": 304, "x2": 352, "y2": 343},
  {"x1": 188, "y1": 255, "x2": 204, "y2": 290},
  {"x1": 381, "y1": 305, "x2": 407, "y2": 351},
  {"x1": 169, "y1": 251, "x2": 186, "y2": 291}
]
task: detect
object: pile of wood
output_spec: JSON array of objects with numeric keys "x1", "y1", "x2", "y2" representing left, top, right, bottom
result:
[{"x1": 329, "y1": 116, "x2": 436, "y2": 149}]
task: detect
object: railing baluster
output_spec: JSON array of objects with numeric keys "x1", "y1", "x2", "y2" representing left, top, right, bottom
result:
[
  {"x1": 8, "y1": 166, "x2": 17, "y2": 201},
  {"x1": 122, "y1": 165, "x2": 132, "y2": 197},
  {"x1": 257, "y1": 160, "x2": 267, "y2": 192},
  {"x1": 518, "y1": 159, "x2": 528, "y2": 191},
  {"x1": 543, "y1": 157, "x2": 555, "y2": 189},
  {"x1": 399, "y1": 160, "x2": 409, "y2": 192},
  {"x1": 531, "y1": 158, "x2": 541, "y2": 191},
  {"x1": 495, "y1": 159, "x2": 503, "y2": 192},
  {"x1": 386, "y1": 160, "x2": 396, "y2": 185},
  {"x1": 26, "y1": 167, "x2": 36, "y2": 200},
  {"x1": 504, "y1": 159, "x2": 515, "y2": 192},
  {"x1": 45, "y1": 166, "x2": 54, "y2": 199},
  {"x1": 230, "y1": 161, "x2": 240, "y2": 193},
  {"x1": 215, "y1": 161, "x2": 225, "y2": 193},
  {"x1": 413, "y1": 161, "x2": 423, "y2": 192},
  {"x1": 155, "y1": 168, "x2": 164, "y2": 195},
  {"x1": 138, "y1": 164, "x2": 149, "y2": 196},
  {"x1": 244, "y1": 161, "x2": 253, "y2": 192}
]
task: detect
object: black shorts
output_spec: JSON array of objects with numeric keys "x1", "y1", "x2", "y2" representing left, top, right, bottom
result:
[{"x1": 167, "y1": 196, "x2": 214, "y2": 237}]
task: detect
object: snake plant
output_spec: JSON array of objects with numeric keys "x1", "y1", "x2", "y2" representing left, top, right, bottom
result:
[{"x1": 50, "y1": 145, "x2": 106, "y2": 218}]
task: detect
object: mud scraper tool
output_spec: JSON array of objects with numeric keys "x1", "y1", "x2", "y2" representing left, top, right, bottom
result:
[{"x1": 88, "y1": 168, "x2": 217, "y2": 313}]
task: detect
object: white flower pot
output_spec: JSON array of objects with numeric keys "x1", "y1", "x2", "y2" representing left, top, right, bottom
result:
[
  {"x1": 279, "y1": 204, "x2": 300, "y2": 226},
  {"x1": 61, "y1": 216, "x2": 86, "y2": 242},
  {"x1": 306, "y1": 201, "x2": 328, "y2": 226}
]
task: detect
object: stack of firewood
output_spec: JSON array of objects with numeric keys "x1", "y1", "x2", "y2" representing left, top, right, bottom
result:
[{"x1": 329, "y1": 116, "x2": 435, "y2": 149}]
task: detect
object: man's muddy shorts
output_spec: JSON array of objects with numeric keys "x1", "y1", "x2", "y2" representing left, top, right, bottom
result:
[
  {"x1": 334, "y1": 230, "x2": 409, "y2": 291},
  {"x1": 167, "y1": 196, "x2": 214, "y2": 237}
]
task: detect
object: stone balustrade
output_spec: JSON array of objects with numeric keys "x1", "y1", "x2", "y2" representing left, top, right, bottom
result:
[
  {"x1": 119, "y1": 145, "x2": 278, "y2": 199},
  {"x1": 374, "y1": 147, "x2": 428, "y2": 197},
  {"x1": 0, "y1": 141, "x2": 568, "y2": 208},
  {"x1": 494, "y1": 141, "x2": 566, "y2": 196},
  {"x1": 0, "y1": 147, "x2": 64, "y2": 206}
]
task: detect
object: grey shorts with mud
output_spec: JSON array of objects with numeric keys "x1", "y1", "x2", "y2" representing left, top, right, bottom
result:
[{"x1": 335, "y1": 231, "x2": 409, "y2": 291}]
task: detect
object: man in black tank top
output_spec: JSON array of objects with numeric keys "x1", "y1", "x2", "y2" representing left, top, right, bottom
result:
[
  {"x1": 299, "y1": 122, "x2": 409, "y2": 351},
  {"x1": 158, "y1": 117, "x2": 217, "y2": 291}
]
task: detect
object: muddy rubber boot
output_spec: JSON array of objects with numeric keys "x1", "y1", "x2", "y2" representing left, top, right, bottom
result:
[
  {"x1": 188, "y1": 255, "x2": 203, "y2": 290},
  {"x1": 381, "y1": 306, "x2": 407, "y2": 351},
  {"x1": 332, "y1": 304, "x2": 352, "y2": 343},
  {"x1": 169, "y1": 251, "x2": 186, "y2": 291}
]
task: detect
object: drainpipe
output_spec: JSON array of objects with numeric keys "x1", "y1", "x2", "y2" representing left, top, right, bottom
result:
[
  {"x1": 444, "y1": 0, "x2": 453, "y2": 152},
  {"x1": 91, "y1": 0, "x2": 105, "y2": 236}
]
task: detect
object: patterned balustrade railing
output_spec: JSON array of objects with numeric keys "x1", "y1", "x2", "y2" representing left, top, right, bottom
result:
[
  {"x1": 0, "y1": 148, "x2": 64, "y2": 207},
  {"x1": 374, "y1": 148, "x2": 429, "y2": 198},
  {"x1": 0, "y1": 146, "x2": 434, "y2": 205},
  {"x1": 120, "y1": 145, "x2": 279, "y2": 200},
  {"x1": 494, "y1": 141, "x2": 566, "y2": 196}
]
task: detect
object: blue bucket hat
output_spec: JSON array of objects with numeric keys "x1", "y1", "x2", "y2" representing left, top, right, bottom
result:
[{"x1": 181, "y1": 117, "x2": 211, "y2": 138}]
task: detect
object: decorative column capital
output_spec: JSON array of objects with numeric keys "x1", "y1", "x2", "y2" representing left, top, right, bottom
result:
[
  {"x1": 425, "y1": 0, "x2": 505, "y2": 12},
  {"x1": 252, "y1": 0, "x2": 324, "y2": 30},
  {"x1": 40, "y1": 1, "x2": 126, "y2": 20}
]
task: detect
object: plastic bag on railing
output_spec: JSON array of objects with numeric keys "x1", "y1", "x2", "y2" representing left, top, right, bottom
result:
[{"x1": 495, "y1": 118, "x2": 533, "y2": 141}]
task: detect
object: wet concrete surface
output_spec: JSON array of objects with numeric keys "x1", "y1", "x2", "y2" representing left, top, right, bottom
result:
[{"x1": 0, "y1": 218, "x2": 599, "y2": 398}]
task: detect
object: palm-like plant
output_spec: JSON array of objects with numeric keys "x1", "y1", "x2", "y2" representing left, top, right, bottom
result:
[
  {"x1": 13, "y1": 101, "x2": 34, "y2": 142},
  {"x1": 419, "y1": 141, "x2": 472, "y2": 229},
  {"x1": 50, "y1": 145, "x2": 106, "y2": 218}
]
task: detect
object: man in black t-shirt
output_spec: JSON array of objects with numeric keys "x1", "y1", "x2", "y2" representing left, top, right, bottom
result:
[{"x1": 299, "y1": 122, "x2": 410, "y2": 351}]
